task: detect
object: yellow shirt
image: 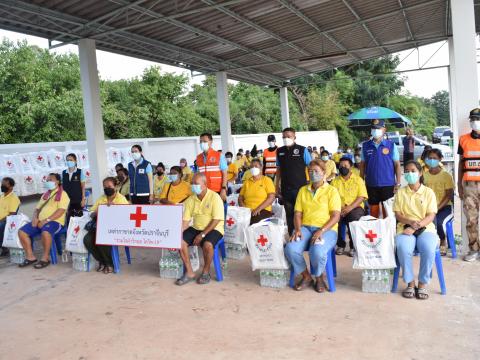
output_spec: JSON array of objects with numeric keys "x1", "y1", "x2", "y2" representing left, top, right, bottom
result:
[
  {"x1": 242, "y1": 169, "x2": 252, "y2": 181},
  {"x1": 117, "y1": 179, "x2": 130, "y2": 198},
  {"x1": 182, "y1": 166, "x2": 193, "y2": 183},
  {"x1": 423, "y1": 170, "x2": 454, "y2": 207},
  {"x1": 0, "y1": 192, "x2": 20, "y2": 220},
  {"x1": 393, "y1": 185, "x2": 438, "y2": 234},
  {"x1": 160, "y1": 181, "x2": 192, "y2": 204},
  {"x1": 91, "y1": 192, "x2": 129, "y2": 212},
  {"x1": 183, "y1": 189, "x2": 224, "y2": 234},
  {"x1": 352, "y1": 167, "x2": 360, "y2": 176},
  {"x1": 239, "y1": 175, "x2": 275, "y2": 212},
  {"x1": 227, "y1": 163, "x2": 238, "y2": 183},
  {"x1": 234, "y1": 158, "x2": 245, "y2": 170},
  {"x1": 331, "y1": 173, "x2": 368, "y2": 208},
  {"x1": 332, "y1": 152, "x2": 343, "y2": 164},
  {"x1": 294, "y1": 183, "x2": 341, "y2": 230},
  {"x1": 154, "y1": 175, "x2": 168, "y2": 199},
  {"x1": 36, "y1": 189, "x2": 70, "y2": 226},
  {"x1": 323, "y1": 160, "x2": 337, "y2": 181}
]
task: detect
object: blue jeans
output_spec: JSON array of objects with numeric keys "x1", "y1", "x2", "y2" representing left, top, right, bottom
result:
[
  {"x1": 396, "y1": 231, "x2": 439, "y2": 285},
  {"x1": 284, "y1": 226, "x2": 337, "y2": 277},
  {"x1": 0, "y1": 220, "x2": 6, "y2": 247},
  {"x1": 434, "y1": 205, "x2": 452, "y2": 242}
]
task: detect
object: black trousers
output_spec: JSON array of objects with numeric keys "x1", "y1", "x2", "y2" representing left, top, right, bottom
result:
[
  {"x1": 83, "y1": 231, "x2": 113, "y2": 266},
  {"x1": 131, "y1": 195, "x2": 150, "y2": 204},
  {"x1": 282, "y1": 188, "x2": 300, "y2": 235},
  {"x1": 337, "y1": 207, "x2": 366, "y2": 249}
]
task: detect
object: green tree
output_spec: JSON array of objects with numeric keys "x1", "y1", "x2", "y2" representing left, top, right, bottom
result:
[{"x1": 426, "y1": 90, "x2": 450, "y2": 126}]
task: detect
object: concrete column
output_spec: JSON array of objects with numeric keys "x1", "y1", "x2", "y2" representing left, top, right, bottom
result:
[
  {"x1": 450, "y1": 0, "x2": 479, "y2": 253},
  {"x1": 216, "y1": 72, "x2": 233, "y2": 153},
  {"x1": 280, "y1": 87, "x2": 290, "y2": 129},
  {"x1": 78, "y1": 39, "x2": 108, "y2": 199}
]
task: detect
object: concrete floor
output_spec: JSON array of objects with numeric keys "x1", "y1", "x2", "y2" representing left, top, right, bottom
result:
[{"x1": 1, "y1": 246, "x2": 479, "y2": 360}]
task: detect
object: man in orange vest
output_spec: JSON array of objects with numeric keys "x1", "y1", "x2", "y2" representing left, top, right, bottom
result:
[
  {"x1": 458, "y1": 108, "x2": 480, "y2": 262},
  {"x1": 196, "y1": 133, "x2": 228, "y2": 201},
  {"x1": 263, "y1": 134, "x2": 278, "y2": 181}
]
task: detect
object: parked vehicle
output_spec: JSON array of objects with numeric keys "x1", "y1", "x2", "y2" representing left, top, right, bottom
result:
[
  {"x1": 440, "y1": 129, "x2": 453, "y2": 146},
  {"x1": 433, "y1": 126, "x2": 451, "y2": 143}
]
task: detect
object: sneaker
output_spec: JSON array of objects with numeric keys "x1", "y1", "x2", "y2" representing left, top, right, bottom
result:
[
  {"x1": 463, "y1": 251, "x2": 479, "y2": 262},
  {"x1": 348, "y1": 249, "x2": 356, "y2": 258},
  {"x1": 335, "y1": 247, "x2": 345, "y2": 256}
]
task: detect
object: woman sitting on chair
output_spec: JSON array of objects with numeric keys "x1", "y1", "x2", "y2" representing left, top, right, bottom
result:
[
  {"x1": 394, "y1": 161, "x2": 438, "y2": 300},
  {"x1": 284, "y1": 159, "x2": 341, "y2": 293},
  {"x1": 159, "y1": 166, "x2": 192, "y2": 205},
  {"x1": 83, "y1": 177, "x2": 129, "y2": 274}
]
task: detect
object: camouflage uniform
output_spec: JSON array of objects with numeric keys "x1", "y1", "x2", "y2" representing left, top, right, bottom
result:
[{"x1": 463, "y1": 181, "x2": 480, "y2": 251}]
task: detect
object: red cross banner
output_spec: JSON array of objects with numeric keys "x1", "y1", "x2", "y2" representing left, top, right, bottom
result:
[{"x1": 95, "y1": 205, "x2": 183, "y2": 249}]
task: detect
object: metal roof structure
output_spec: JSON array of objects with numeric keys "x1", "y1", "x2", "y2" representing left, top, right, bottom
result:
[{"x1": 0, "y1": 0, "x2": 452, "y2": 86}]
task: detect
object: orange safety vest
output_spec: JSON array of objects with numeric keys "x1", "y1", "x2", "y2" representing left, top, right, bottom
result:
[
  {"x1": 196, "y1": 148, "x2": 223, "y2": 192},
  {"x1": 263, "y1": 148, "x2": 277, "y2": 175},
  {"x1": 460, "y1": 133, "x2": 480, "y2": 182}
]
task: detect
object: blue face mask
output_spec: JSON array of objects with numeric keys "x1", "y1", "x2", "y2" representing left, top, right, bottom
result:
[
  {"x1": 191, "y1": 184, "x2": 203, "y2": 195},
  {"x1": 404, "y1": 172, "x2": 419, "y2": 185},
  {"x1": 45, "y1": 181, "x2": 56, "y2": 190},
  {"x1": 168, "y1": 174, "x2": 178, "y2": 183},
  {"x1": 425, "y1": 159, "x2": 440, "y2": 168},
  {"x1": 371, "y1": 129, "x2": 383, "y2": 139},
  {"x1": 66, "y1": 160, "x2": 76, "y2": 168}
]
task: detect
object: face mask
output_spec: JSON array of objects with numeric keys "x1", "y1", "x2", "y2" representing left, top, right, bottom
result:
[
  {"x1": 347, "y1": 149, "x2": 352, "y2": 154},
  {"x1": 471, "y1": 120, "x2": 480, "y2": 131},
  {"x1": 191, "y1": 184, "x2": 203, "y2": 195},
  {"x1": 339, "y1": 166, "x2": 350, "y2": 177},
  {"x1": 283, "y1": 137, "x2": 294, "y2": 147},
  {"x1": 45, "y1": 181, "x2": 56, "y2": 190},
  {"x1": 104, "y1": 187, "x2": 115, "y2": 197},
  {"x1": 66, "y1": 160, "x2": 76, "y2": 168},
  {"x1": 268, "y1": 141, "x2": 275, "y2": 148},
  {"x1": 309, "y1": 171, "x2": 323, "y2": 183},
  {"x1": 425, "y1": 159, "x2": 440, "y2": 168},
  {"x1": 1, "y1": 185, "x2": 8, "y2": 193},
  {"x1": 157, "y1": 169, "x2": 164, "y2": 176},
  {"x1": 250, "y1": 167, "x2": 261, "y2": 176},
  {"x1": 226, "y1": 157, "x2": 232, "y2": 164},
  {"x1": 200, "y1": 142, "x2": 210, "y2": 152},
  {"x1": 168, "y1": 174, "x2": 178, "y2": 183},
  {"x1": 355, "y1": 156, "x2": 361, "y2": 164},
  {"x1": 132, "y1": 152, "x2": 142, "y2": 161},
  {"x1": 371, "y1": 129, "x2": 383, "y2": 139},
  {"x1": 404, "y1": 172, "x2": 419, "y2": 185},
  {"x1": 321, "y1": 156, "x2": 329, "y2": 162}
]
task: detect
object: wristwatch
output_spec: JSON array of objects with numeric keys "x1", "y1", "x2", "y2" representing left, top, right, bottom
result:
[
  {"x1": 221, "y1": 186, "x2": 227, "y2": 190},
  {"x1": 201, "y1": 232, "x2": 206, "y2": 238}
]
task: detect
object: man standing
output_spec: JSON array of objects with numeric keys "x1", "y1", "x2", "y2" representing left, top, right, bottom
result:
[
  {"x1": 360, "y1": 119, "x2": 402, "y2": 218},
  {"x1": 263, "y1": 134, "x2": 278, "y2": 180},
  {"x1": 458, "y1": 108, "x2": 480, "y2": 262},
  {"x1": 195, "y1": 133, "x2": 228, "y2": 201},
  {"x1": 402, "y1": 128, "x2": 415, "y2": 163},
  {"x1": 276, "y1": 127, "x2": 312, "y2": 233}
]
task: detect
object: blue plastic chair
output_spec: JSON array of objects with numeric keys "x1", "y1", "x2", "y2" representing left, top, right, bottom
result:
[
  {"x1": 444, "y1": 217, "x2": 456, "y2": 259},
  {"x1": 289, "y1": 247, "x2": 337, "y2": 292},
  {"x1": 182, "y1": 238, "x2": 226, "y2": 281},
  {"x1": 391, "y1": 247, "x2": 446, "y2": 295}
]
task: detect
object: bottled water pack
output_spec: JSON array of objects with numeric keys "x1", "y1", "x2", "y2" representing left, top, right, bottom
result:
[
  {"x1": 9, "y1": 248, "x2": 25, "y2": 264},
  {"x1": 260, "y1": 269, "x2": 289, "y2": 289},
  {"x1": 72, "y1": 253, "x2": 95, "y2": 272},
  {"x1": 159, "y1": 249, "x2": 183, "y2": 279},
  {"x1": 362, "y1": 269, "x2": 392, "y2": 293},
  {"x1": 225, "y1": 242, "x2": 246, "y2": 260}
]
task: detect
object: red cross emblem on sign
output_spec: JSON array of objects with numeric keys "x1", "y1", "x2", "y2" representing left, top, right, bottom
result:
[
  {"x1": 130, "y1": 206, "x2": 148, "y2": 228},
  {"x1": 365, "y1": 230, "x2": 377, "y2": 243},
  {"x1": 257, "y1": 235, "x2": 268, "y2": 246},
  {"x1": 226, "y1": 217, "x2": 235, "y2": 227}
]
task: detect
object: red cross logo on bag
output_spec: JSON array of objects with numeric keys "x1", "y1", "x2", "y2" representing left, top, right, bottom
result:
[
  {"x1": 130, "y1": 206, "x2": 148, "y2": 228},
  {"x1": 226, "y1": 217, "x2": 235, "y2": 227},
  {"x1": 365, "y1": 230, "x2": 377, "y2": 243},
  {"x1": 10, "y1": 222, "x2": 16, "y2": 230},
  {"x1": 257, "y1": 235, "x2": 268, "y2": 247},
  {"x1": 6, "y1": 161, "x2": 13, "y2": 168},
  {"x1": 25, "y1": 176, "x2": 33, "y2": 184},
  {"x1": 73, "y1": 225, "x2": 80, "y2": 235},
  {"x1": 22, "y1": 158, "x2": 28, "y2": 164},
  {"x1": 229, "y1": 200, "x2": 236, "y2": 206},
  {"x1": 37, "y1": 155, "x2": 43, "y2": 162}
]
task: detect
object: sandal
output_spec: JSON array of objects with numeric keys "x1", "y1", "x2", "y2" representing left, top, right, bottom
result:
[
  {"x1": 34, "y1": 260, "x2": 50, "y2": 269},
  {"x1": 197, "y1": 273, "x2": 211, "y2": 285},
  {"x1": 103, "y1": 266, "x2": 113, "y2": 274},
  {"x1": 440, "y1": 245, "x2": 447, "y2": 257},
  {"x1": 175, "y1": 274, "x2": 196, "y2": 286},
  {"x1": 402, "y1": 286, "x2": 415, "y2": 299},
  {"x1": 96, "y1": 264, "x2": 105, "y2": 272},
  {"x1": 18, "y1": 258, "x2": 37, "y2": 268},
  {"x1": 335, "y1": 247, "x2": 345, "y2": 256},
  {"x1": 314, "y1": 275, "x2": 327, "y2": 293},
  {"x1": 416, "y1": 287, "x2": 429, "y2": 300},
  {"x1": 294, "y1": 277, "x2": 313, "y2": 291}
]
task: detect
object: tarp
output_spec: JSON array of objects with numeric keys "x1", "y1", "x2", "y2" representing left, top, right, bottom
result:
[{"x1": 348, "y1": 106, "x2": 412, "y2": 129}]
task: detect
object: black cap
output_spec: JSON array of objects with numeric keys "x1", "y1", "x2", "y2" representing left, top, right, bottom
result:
[
  {"x1": 371, "y1": 119, "x2": 386, "y2": 129},
  {"x1": 267, "y1": 134, "x2": 276, "y2": 141},
  {"x1": 470, "y1": 108, "x2": 480, "y2": 119}
]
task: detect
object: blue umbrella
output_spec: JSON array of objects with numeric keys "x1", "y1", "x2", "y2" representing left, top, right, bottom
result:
[{"x1": 347, "y1": 106, "x2": 412, "y2": 129}]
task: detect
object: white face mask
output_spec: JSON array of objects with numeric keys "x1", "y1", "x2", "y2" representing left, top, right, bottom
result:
[
  {"x1": 283, "y1": 137, "x2": 294, "y2": 147},
  {"x1": 471, "y1": 120, "x2": 480, "y2": 131},
  {"x1": 268, "y1": 141, "x2": 275, "y2": 148},
  {"x1": 250, "y1": 167, "x2": 261, "y2": 176},
  {"x1": 200, "y1": 142, "x2": 210, "y2": 152},
  {"x1": 371, "y1": 129, "x2": 383, "y2": 139},
  {"x1": 132, "y1": 152, "x2": 141, "y2": 161}
]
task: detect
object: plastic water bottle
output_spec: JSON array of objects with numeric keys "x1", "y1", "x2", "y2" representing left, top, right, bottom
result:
[{"x1": 61, "y1": 251, "x2": 69, "y2": 263}]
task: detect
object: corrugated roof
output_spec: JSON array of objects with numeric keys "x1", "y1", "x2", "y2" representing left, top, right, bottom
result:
[{"x1": 0, "y1": 0, "x2": 453, "y2": 86}]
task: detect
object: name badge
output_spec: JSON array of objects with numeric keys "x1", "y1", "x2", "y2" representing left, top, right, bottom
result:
[{"x1": 139, "y1": 169, "x2": 145, "y2": 174}]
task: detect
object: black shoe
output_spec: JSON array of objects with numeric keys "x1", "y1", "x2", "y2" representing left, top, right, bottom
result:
[{"x1": 0, "y1": 247, "x2": 9, "y2": 257}]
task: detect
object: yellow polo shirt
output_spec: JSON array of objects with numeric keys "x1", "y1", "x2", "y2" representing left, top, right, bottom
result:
[
  {"x1": 294, "y1": 183, "x2": 341, "y2": 230},
  {"x1": 352, "y1": 167, "x2": 360, "y2": 176},
  {"x1": 182, "y1": 167, "x2": 193, "y2": 183},
  {"x1": 332, "y1": 152, "x2": 343, "y2": 164},
  {"x1": 227, "y1": 163, "x2": 238, "y2": 183},
  {"x1": 239, "y1": 175, "x2": 275, "y2": 212},
  {"x1": 324, "y1": 160, "x2": 337, "y2": 181},
  {"x1": 36, "y1": 189, "x2": 70, "y2": 226},
  {"x1": 331, "y1": 173, "x2": 368, "y2": 208},
  {"x1": 160, "y1": 181, "x2": 192, "y2": 204},
  {"x1": 393, "y1": 185, "x2": 437, "y2": 234},
  {"x1": 183, "y1": 189, "x2": 224, "y2": 234},
  {"x1": 154, "y1": 175, "x2": 168, "y2": 200},
  {"x1": 234, "y1": 158, "x2": 245, "y2": 170},
  {"x1": 242, "y1": 169, "x2": 252, "y2": 182},
  {"x1": 91, "y1": 192, "x2": 129, "y2": 212},
  {"x1": 0, "y1": 192, "x2": 20, "y2": 220},
  {"x1": 423, "y1": 170, "x2": 454, "y2": 207}
]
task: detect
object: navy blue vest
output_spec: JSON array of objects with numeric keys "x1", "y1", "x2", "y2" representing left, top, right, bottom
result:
[
  {"x1": 362, "y1": 139, "x2": 396, "y2": 187},
  {"x1": 277, "y1": 144, "x2": 308, "y2": 192},
  {"x1": 128, "y1": 159, "x2": 151, "y2": 195},
  {"x1": 62, "y1": 168, "x2": 82, "y2": 204}
]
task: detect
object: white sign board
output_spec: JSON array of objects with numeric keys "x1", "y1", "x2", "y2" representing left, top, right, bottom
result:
[{"x1": 96, "y1": 204, "x2": 183, "y2": 249}]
